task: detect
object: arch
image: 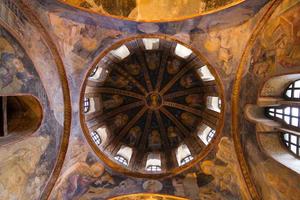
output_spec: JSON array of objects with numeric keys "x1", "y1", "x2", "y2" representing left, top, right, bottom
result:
[
  {"x1": 145, "y1": 153, "x2": 162, "y2": 172},
  {"x1": 114, "y1": 145, "x2": 133, "y2": 166},
  {"x1": 197, "y1": 123, "x2": 216, "y2": 145},
  {"x1": 0, "y1": 95, "x2": 43, "y2": 144},
  {"x1": 245, "y1": 75, "x2": 300, "y2": 173},
  {"x1": 176, "y1": 144, "x2": 193, "y2": 166}
]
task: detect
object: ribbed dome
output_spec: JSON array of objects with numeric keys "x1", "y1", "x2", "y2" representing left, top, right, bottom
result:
[{"x1": 81, "y1": 36, "x2": 223, "y2": 177}]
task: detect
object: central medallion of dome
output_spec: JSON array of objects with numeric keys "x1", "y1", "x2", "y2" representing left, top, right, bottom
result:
[
  {"x1": 81, "y1": 36, "x2": 223, "y2": 177},
  {"x1": 146, "y1": 92, "x2": 162, "y2": 109}
]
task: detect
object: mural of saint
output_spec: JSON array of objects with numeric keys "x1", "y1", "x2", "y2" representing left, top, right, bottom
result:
[
  {"x1": 0, "y1": 36, "x2": 35, "y2": 92},
  {"x1": 149, "y1": 130, "x2": 161, "y2": 148},
  {"x1": 125, "y1": 63, "x2": 141, "y2": 76},
  {"x1": 128, "y1": 126, "x2": 141, "y2": 146},
  {"x1": 107, "y1": 74, "x2": 131, "y2": 90},
  {"x1": 167, "y1": 59, "x2": 181, "y2": 74},
  {"x1": 181, "y1": 112, "x2": 197, "y2": 127},
  {"x1": 103, "y1": 95, "x2": 124, "y2": 110},
  {"x1": 180, "y1": 74, "x2": 194, "y2": 88},
  {"x1": 185, "y1": 94, "x2": 203, "y2": 107}
]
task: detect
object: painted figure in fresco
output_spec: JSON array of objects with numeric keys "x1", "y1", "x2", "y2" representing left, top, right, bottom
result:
[
  {"x1": 128, "y1": 126, "x2": 141, "y2": 146},
  {"x1": 103, "y1": 95, "x2": 124, "y2": 110},
  {"x1": 0, "y1": 52, "x2": 34, "y2": 91},
  {"x1": 125, "y1": 63, "x2": 141, "y2": 76},
  {"x1": 111, "y1": 114, "x2": 128, "y2": 131},
  {"x1": 181, "y1": 112, "x2": 197, "y2": 127},
  {"x1": 146, "y1": 53, "x2": 159, "y2": 70},
  {"x1": 107, "y1": 73, "x2": 131, "y2": 90},
  {"x1": 167, "y1": 59, "x2": 181, "y2": 74},
  {"x1": 167, "y1": 126, "x2": 179, "y2": 146},
  {"x1": 180, "y1": 73, "x2": 194, "y2": 88},
  {"x1": 149, "y1": 130, "x2": 161, "y2": 148},
  {"x1": 53, "y1": 154, "x2": 114, "y2": 200},
  {"x1": 250, "y1": 41, "x2": 275, "y2": 77},
  {"x1": 186, "y1": 94, "x2": 203, "y2": 107}
]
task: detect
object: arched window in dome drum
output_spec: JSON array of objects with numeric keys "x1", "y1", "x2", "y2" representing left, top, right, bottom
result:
[
  {"x1": 89, "y1": 65, "x2": 99, "y2": 77},
  {"x1": 91, "y1": 131, "x2": 101, "y2": 146},
  {"x1": 176, "y1": 144, "x2": 193, "y2": 166},
  {"x1": 145, "y1": 153, "x2": 161, "y2": 172},
  {"x1": 114, "y1": 155, "x2": 128, "y2": 166},
  {"x1": 206, "y1": 129, "x2": 216, "y2": 143},
  {"x1": 180, "y1": 155, "x2": 193, "y2": 166},
  {"x1": 114, "y1": 146, "x2": 133, "y2": 166},
  {"x1": 83, "y1": 97, "x2": 90, "y2": 113}
]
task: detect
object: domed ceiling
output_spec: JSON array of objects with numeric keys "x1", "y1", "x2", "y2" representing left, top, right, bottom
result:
[
  {"x1": 59, "y1": 0, "x2": 244, "y2": 22},
  {"x1": 81, "y1": 36, "x2": 223, "y2": 177}
]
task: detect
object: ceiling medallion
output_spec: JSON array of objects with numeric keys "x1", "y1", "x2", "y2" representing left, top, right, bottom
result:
[{"x1": 81, "y1": 36, "x2": 223, "y2": 177}]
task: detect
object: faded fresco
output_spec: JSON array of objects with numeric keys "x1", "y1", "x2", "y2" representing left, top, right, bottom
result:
[
  {"x1": 60, "y1": 0, "x2": 244, "y2": 21},
  {"x1": 0, "y1": 1, "x2": 66, "y2": 199},
  {"x1": 237, "y1": 0, "x2": 300, "y2": 200}
]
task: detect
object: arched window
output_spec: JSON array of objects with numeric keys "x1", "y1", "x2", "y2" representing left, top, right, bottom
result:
[
  {"x1": 110, "y1": 45, "x2": 130, "y2": 60},
  {"x1": 264, "y1": 80, "x2": 300, "y2": 157},
  {"x1": 142, "y1": 38, "x2": 160, "y2": 50},
  {"x1": 114, "y1": 145, "x2": 133, "y2": 166},
  {"x1": 207, "y1": 96, "x2": 221, "y2": 113},
  {"x1": 89, "y1": 65, "x2": 99, "y2": 77},
  {"x1": 197, "y1": 124, "x2": 216, "y2": 145},
  {"x1": 91, "y1": 131, "x2": 101, "y2": 146},
  {"x1": 197, "y1": 65, "x2": 215, "y2": 82},
  {"x1": 285, "y1": 80, "x2": 300, "y2": 99},
  {"x1": 206, "y1": 129, "x2": 216, "y2": 143},
  {"x1": 83, "y1": 97, "x2": 90, "y2": 113},
  {"x1": 180, "y1": 155, "x2": 193, "y2": 165},
  {"x1": 114, "y1": 155, "x2": 128, "y2": 166},
  {"x1": 283, "y1": 132, "x2": 300, "y2": 157},
  {"x1": 145, "y1": 153, "x2": 161, "y2": 172},
  {"x1": 175, "y1": 43, "x2": 192, "y2": 59},
  {"x1": 245, "y1": 76, "x2": 300, "y2": 173},
  {"x1": 176, "y1": 144, "x2": 193, "y2": 166}
]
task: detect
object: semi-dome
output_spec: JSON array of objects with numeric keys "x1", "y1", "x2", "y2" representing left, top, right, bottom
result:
[{"x1": 81, "y1": 36, "x2": 223, "y2": 177}]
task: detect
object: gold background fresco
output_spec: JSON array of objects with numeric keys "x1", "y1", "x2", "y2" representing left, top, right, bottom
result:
[{"x1": 60, "y1": 0, "x2": 245, "y2": 22}]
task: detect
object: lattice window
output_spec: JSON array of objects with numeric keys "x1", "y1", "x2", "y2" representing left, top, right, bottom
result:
[
  {"x1": 83, "y1": 97, "x2": 90, "y2": 113},
  {"x1": 180, "y1": 155, "x2": 193, "y2": 165},
  {"x1": 267, "y1": 107, "x2": 300, "y2": 127},
  {"x1": 114, "y1": 155, "x2": 128, "y2": 166},
  {"x1": 207, "y1": 96, "x2": 221, "y2": 113},
  {"x1": 146, "y1": 165, "x2": 162, "y2": 172},
  {"x1": 285, "y1": 80, "x2": 300, "y2": 99},
  {"x1": 206, "y1": 129, "x2": 216, "y2": 143},
  {"x1": 91, "y1": 131, "x2": 101, "y2": 146},
  {"x1": 89, "y1": 65, "x2": 99, "y2": 77},
  {"x1": 282, "y1": 132, "x2": 300, "y2": 157}
]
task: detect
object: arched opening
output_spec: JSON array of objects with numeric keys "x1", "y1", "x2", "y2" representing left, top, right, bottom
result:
[
  {"x1": 0, "y1": 95, "x2": 43, "y2": 142},
  {"x1": 145, "y1": 153, "x2": 162, "y2": 172},
  {"x1": 245, "y1": 74, "x2": 300, "y2": 173},
  {"x1": 114, "y1": 145, "x2": 133, "y2": 167}
]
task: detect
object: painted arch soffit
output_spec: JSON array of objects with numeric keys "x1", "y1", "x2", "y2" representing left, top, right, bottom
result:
[{"x1": 58, "y1": 0, "x2": 245, "y2": 22}]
